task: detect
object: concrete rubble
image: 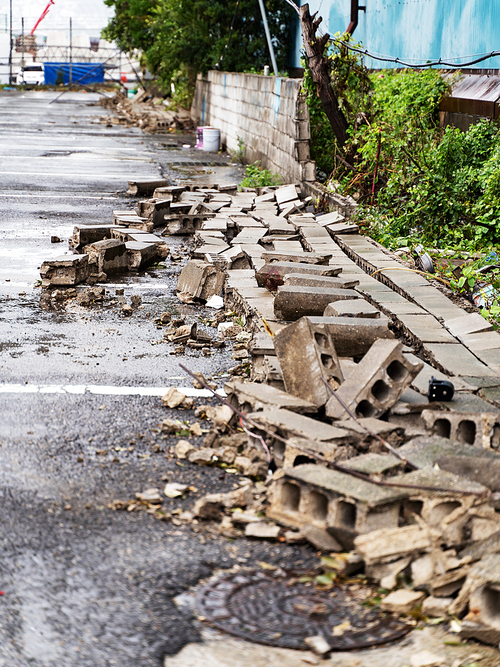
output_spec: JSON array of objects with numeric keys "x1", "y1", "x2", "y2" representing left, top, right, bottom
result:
[{"x1": 53, "y1": 175, "x2": 500, "y2": 653}]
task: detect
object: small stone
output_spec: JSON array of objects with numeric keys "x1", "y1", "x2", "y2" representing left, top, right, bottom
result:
[
  {"x1": 187, "y1": 448, "x2": 215, "y2": 465},
  {"x1": 122, "y1": 304, "x2": 133, "y2": 316},
  {"x1": 164, "y1": 483, "x2": 188, "y2": 498},
  {"x1": 131, "y1": 294, "x2": 142, "y2": 306},
  {"x1": 304, "y1": 635, "x2": 331, "y2": 656},
  {"x1": 191, "y1": 371, "x2": 207, "y2": 389},
  {"x1": 175, "y1": 440, "x2": 195, "y2": 459},
  {"x1": 380, "y1": 589, "x2": 426, "y2": 614},
  {"x1": 410, "y1": 650, "x2": 446, "y2": 667},
  {"x1": 189, "y1": 422, "x2": 203, "y2": 437},
  {"x1": 160, "y1": 311, "x2": 172, "y2": 324},
  {"x1": 50, "y1": 235, "x2": 62, "y2": 243},
  {"x1": 116, "y1": 288, "x2": 125, "y2": 295},
  {"x1": 161, "y1": 418, "x2": 183, "y2": 434},
  {"x1": 136, "y1": 488, "x2": 162, "y2": 504},
  {"x1": 161, "y1": 387, "x2": 187, "y2": 409},
  {"x1": 245, "y1": 522, "x2": 280, "y2": 539},
  {"x1": 422, "y1": 596, "x2": 453, "y2": 617}
]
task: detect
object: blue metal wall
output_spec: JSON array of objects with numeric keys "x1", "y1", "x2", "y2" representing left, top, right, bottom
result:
[{"x1": 292, "y1": 0, "x2": 500, "y2": 70}]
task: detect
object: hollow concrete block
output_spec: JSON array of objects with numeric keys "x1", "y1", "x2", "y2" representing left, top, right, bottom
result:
[
  {"x1": 308, "y1": 316, "x2": 394, "y2": 358},
  {"x1": 421, "y1": 409, "x2": 500, "y2": 450},
  {"x1": 274, "y1": 286, "x2": 360, "y2": 320},
  {"x1": 325, "y1": 339, "x2": 423, "y2": 420},
  {"x1": 83, "y1": 239, "x2": 128, "y2": 275},
  {"x1": 267, "y1": 464, "x2": 407, "y2": 549},
  {"x1": 255, "y1": 261, "x2": 342, "y2": 290},
  {"x1": 273, "y1": 316, "x2": 344, "y2": 407},
  {"x1": 176, "y1": 260, "x2": 225, "y2": 301}
]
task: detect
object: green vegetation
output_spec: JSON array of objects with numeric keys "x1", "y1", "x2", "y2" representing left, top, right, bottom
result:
[
  {"x1": 239, "y1": 162, "x2": 283, "y2": 189},
  {"x1": 102, "y1": 0, "x2": 294, "y2": 107}
]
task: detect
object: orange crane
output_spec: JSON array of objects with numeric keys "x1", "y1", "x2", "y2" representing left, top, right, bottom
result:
[{"x1": 31, "y1": 0, "x2": 55, "y2": 35}]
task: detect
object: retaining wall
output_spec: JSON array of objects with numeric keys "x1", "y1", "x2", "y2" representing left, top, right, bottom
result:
[{"x1": 191, "y1": 71, "x2": 316, "y2": 184}]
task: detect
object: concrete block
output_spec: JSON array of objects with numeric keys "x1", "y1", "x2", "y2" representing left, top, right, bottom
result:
[
  {"x1": 40, "y1": 254, "x2": 89, "y2": 286},
  {"x1": 268, "y1": 464, "x2": 406, "y2": 549},
  {"x1": 83, "y1": 239, "x2": 128, "y2": 275},
  {"x1": 255, "y1": 261, "x2": 341, "y2": 290},
  {"x1": 307, "y1": 316, "x2": 394, "y2": 358},
  {"x1": 69, "y1": 225, "x2": 118, "y2": 251},
  {"x1": 283, "y1": 273, "x2": 359, "y2": 289},
  {"x1": 274, "y1": 286, "x2": 360, "y2": 321},
  {"x1": 324, "y1": 299, "x2": 381, "y2": 318},
  {"x1": 224, "y1": 379, "x2": 317, "y2": 415},
  {"x1": 421, "y1": 409, "x2": 500, "y2": 449},
  {"x1": 137, "y1": 198, "x2": 172, "y2": 226},
  {"x1": 176, "y1": 260, "x2": 225, "y2": 301},
  {"x1": 282, "y1": 436, "x2": 359, "y2": 468},
  {"x1": 422, "y1": 595, "x2": 453, "y2": 617},
  {"x1": 260, "y1": 251, "x2": 331, "y2": 265},
  {"x1": 126, "y1": 241, "x2": 162, "y2": 269},
  {"x1": 450, "y1": 554, "x2": 500, "y2": 643},
  {"x1": 380, "y1": 589, "x2": 425, "y2": 614},
  {"x1": 273, "y1": 317, "x2": 344, "y2": 407},
  {"x1": 435, "y1": 455, "x2": 500, "y2": 493},
  {"x1": 111, "y1": 229, "x2": 162, "y2": 244},
  {"x1": 354, "y1": 525, "x2": 432, "y2": 566},
  {"x1": 245, "y1": 409, "x2": 356, "y2": 467},
  {"x1": 326, "y1": 339, "x2": 423, "y2": 420}
]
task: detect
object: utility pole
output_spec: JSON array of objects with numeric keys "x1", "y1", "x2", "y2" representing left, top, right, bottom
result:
[
  {"x1": 21, "y1": 18, "x2": 25, "y2": 69},
  {"x1": 257, "y1": 0, "x2": 279, "y2": 77},
  {"x1": 8, "y1": 0, "x2": 12, "y2": 84},
  {"x1": 69, "y1": 18, "x2": 73, "y2": 85}
]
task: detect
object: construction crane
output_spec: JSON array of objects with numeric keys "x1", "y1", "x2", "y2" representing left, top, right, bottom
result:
[{"x1": 31, "y1": 0, "x2": 55, "y2": 35}]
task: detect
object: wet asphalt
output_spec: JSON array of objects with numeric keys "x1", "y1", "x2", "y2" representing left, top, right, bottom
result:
[{"x1": 0, "y1": 91, "x2": 316, "y2": 666}]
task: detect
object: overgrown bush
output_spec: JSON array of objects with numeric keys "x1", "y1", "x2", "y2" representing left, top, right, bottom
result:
[{"x1": 239, "y1": 162, "x2": 283, "y2": 189}]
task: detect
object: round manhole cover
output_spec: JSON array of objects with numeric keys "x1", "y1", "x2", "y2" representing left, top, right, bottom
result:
[{"x1": 196, "y1": 570, "x2": 411, "y2": 650}]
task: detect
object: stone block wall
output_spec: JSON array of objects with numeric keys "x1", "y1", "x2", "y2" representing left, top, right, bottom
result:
[{"x1": 191, "y1": 71, "x2": 316, "y2": 183}]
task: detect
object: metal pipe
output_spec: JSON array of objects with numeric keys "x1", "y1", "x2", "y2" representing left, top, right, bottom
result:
[
  {"x1": 21, "y1": 18, "x2": 25, "y2": 69},
  {"x1": 8, "y1": 0, "x2": 12, "y2": 84},
  {"x1": 257, "y1": 0, "x2": 279, "y2": 77},
  {"x1": 346, "y1": 0, "x2": 366, "y2": 36},
  {"x1": 69, "y1": 18, "x2": 72, "y2": 86}
]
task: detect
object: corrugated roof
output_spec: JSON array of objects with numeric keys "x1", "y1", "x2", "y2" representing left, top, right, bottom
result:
[{"x1": 441, "y1": 74, "x2": 500, "y2": 118}]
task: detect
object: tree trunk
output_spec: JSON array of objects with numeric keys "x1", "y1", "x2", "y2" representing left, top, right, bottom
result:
[{"x1": 299, "y1": 3, "x2": 349, "y2": 148}]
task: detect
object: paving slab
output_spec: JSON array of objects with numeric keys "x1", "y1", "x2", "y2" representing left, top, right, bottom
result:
[
  {"x1": 424, "y1": 343, "x2": 496, "y2": 377},
  {"x1": 396, "y1": 314, "x2": 457, "y2": 343},
  {"x1": 445, "y1": 312, "x2": 494, "y2": 337}
]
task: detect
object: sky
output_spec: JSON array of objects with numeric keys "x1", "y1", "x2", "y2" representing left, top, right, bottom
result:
[{"x1": 0, "y1": 0, "x2": 114, "y2": 39}]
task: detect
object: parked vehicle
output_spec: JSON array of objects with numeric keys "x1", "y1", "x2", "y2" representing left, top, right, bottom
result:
[{"x1": 16, "y1": 64, "x2": 44, "y2": 86}]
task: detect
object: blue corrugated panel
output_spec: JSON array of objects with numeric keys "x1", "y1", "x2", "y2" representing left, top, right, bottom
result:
[
  {"x1": 292, "y1": 0, "x2": 500, "y2": 70},
  {"x1": 44, "y1": 62, "x2": 105, "y2": 85}
]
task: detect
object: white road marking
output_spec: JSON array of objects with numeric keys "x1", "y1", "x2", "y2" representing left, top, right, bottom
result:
[{"x1": 0, "y1": 384, "x2": 224, "y2": 397}]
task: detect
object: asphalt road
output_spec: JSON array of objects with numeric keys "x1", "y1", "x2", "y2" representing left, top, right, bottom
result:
[{"x1": 0, "y1": 91, "x2": 315, "y2": 667}]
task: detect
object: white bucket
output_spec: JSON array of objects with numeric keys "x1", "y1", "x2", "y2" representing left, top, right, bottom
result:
[{"x1": 202, "y1": 127, "x2": 220, "y2": 152}]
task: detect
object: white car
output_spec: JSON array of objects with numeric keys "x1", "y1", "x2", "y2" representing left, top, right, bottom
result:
[{"x1": 17, "y1": 64, "x2": 44, "y2": 86}]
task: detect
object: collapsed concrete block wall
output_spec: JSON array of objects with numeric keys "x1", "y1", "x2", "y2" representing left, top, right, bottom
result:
[{"x1": 191, "y1": 71, "x2": 316, "y2": 184}]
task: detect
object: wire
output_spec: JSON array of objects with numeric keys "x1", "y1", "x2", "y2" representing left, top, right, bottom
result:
[
  {"x1": 214, "y1": 0, "x2": 241, "y2": 69},
  {"x1": 329, "y1": 37, "x2": 500, "y2": 69},
  {"x1": 283, "y1": 0, "x2": 300, "y2": 14}
]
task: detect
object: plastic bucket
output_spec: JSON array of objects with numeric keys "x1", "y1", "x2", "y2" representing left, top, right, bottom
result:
[{"x1": 202, "y1": 127, "x2": 220, "y2": 152}]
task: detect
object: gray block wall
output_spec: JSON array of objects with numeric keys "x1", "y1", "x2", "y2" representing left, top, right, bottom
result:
[{"x1": 191, "y1": 71, "x2": 316, "y2": 183}]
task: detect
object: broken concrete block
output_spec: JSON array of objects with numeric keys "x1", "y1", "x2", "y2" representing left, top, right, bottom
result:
[
  {"x1": 274, "y1": 286, "x2": 359, "y2": 321},
  {"x1": 255, "y1": 261, "x2": 341, "y2": 290},
  {"x1": 308, "y1": 316, "x2": 394, "y2": 358},
  {"x1": 126, "y1": 241, "x2": 163, "y2": 269},
  {"x1": 282, "y1": 436, "x2": 359, "y2": 469},
  {"x1": 260, "y1": 250, "x2": 331, "y2": 265},
  {"x1": 300, "y1": 525, "x2": 343, "y2": 552},
  {"x1": 224, "y1": 380, "x2": 317, "y2": 414},
  {"x1": 283, "y1": 273, "x2": 359, "y2": 290},
  {"x1": 40, "y1": 254, "x2": 89, "y2": 286},
  {"x1": 393, "y1": 468, "x2": 489, "y2": 546},
  {"x1": 69, "y1": 224, "x2": 118, "y2": 251},
  {"x1": 450, "y1": 554, "x2": 500, "y2": 644},
  {"x1": 324, "y1": 299, "x2": 382, "y2": 318},
  {"x1": 83, "y1": 239, "x2": 128, "y2": 275},
  {"x1": 193, "y1": 484, "x2": 253, "y2": 519},
  {"x1": 435, "y1": 455, "x2": 500, "y2": 493},
  {"x1": 422, "y1": 596, "x2": 453, "y2": 617},
  {"x1": 245, "y1": 522, "x2": 281, "y2": 539},
  {"x1": 137, "y1": 198, "x2": 172, "y2": 227},
  {"x1": 127, "y1": 178, "x2": 170, "y2": 196},
  {"x1": 354, "y1": 525, "x2": 432, "y2": 567},
  {"x1": 380, "y1": 589, "x2": 425, "y2": 614},
  {"x1": 430, "y1": 566, "x2": 470, "y2": 598},
  {"x1": 176, "y1": 260, "x2": 225, "y2": 301},
  {"x1": 421, "y1": 409, "x2": 500, "y2": 449},
  {"x1": 273, "y1": 317, "x2": 344, "y2": 407},
  {"x1": 267, "y1": 464, "x2": 407, "y2": 550},
  {"x1": 325, "y1": 339, "x2": 423, "y2": 420},
  {"x1": 175, "y1": 440, "x2": 195, "y2": 459}
]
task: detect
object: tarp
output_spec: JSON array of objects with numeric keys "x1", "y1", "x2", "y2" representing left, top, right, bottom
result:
[{"x1": 43, "y1": 62, "x2": 105, "y2": 85}]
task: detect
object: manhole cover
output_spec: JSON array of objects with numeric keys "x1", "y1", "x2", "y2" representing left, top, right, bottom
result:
[{"x1": 196, "y1": 570, "x2": 411, "y2": 650}]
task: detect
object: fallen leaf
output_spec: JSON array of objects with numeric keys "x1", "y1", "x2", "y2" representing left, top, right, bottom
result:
[{"x1": 258, "y1": 561, "x2": 276, "y2": 571}]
